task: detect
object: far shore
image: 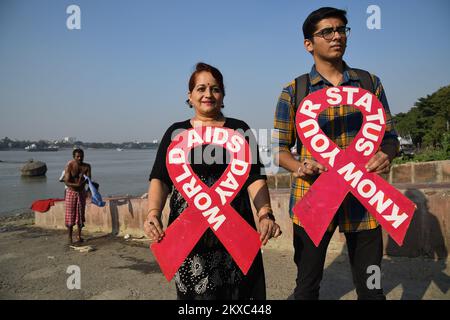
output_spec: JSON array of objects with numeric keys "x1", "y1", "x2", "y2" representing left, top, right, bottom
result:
[{"x1": 0, "y1": 147, "x2": 158, "y2": 152}]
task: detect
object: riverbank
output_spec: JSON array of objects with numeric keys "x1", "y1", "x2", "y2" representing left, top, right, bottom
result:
[
  {"x1": 0, "y1": 148, "x2": 158, "y2": 216},
  {"x1": 0, "y1": 212, "x2": 449, "y2": 300}
]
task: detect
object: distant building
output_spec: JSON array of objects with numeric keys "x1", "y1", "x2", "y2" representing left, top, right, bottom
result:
[
  {"x1": 63, "y1": 137, "x2": 76, "y2": 143},
  {"x1": 398, "y1": 135, "x2": 413, "y2": 146},
  {"x1": 398, "y1": 135, "x2": 415, "y2": 158}
]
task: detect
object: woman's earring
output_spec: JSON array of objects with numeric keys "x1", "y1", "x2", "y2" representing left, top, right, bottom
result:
[
  {"x1": 186, "y1": 99, "x2": 193, "y2": 108},
  {"x1": 221, "y1": 104, "x2": 225, "y2": 108}
]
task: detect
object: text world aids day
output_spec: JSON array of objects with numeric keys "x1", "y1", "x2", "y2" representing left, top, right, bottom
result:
[
  {"x1": 293, "y1": 86, "x2": 416, "y2": 247},
  {"x1": 151, "y1": 127, "x2": 261, "y2": 281}
]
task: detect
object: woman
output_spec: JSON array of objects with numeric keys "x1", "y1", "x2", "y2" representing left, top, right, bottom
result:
[{"x1": 144, "y1": 62, "x2": 281, "y2": 300}]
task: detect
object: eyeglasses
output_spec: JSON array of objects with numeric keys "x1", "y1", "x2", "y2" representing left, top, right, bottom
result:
[{"x1": 312, "y1": 26, "x2": 351, "y2": 40}]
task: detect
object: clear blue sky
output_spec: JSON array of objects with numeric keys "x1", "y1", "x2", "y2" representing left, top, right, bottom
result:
[{"x1": 1, "y1": 0, "x2": 449, "y2": 142}]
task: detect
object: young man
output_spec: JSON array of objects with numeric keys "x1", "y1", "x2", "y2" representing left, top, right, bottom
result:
[
  {"x1": 64, "y1": 148, "x2": 91, "y2": 245},
  {"x1": 272, "y1": 7, "x2": 399, "y2": 300}
]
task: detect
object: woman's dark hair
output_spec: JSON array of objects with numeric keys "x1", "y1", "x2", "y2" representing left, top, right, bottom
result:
[
  {"x1": 302, "y1": 7, "x2": 348, "y2": 40},
  {"x1": 186, "y1": 62, "x2": 225, "y2": 108},
  {"x1": 72, "y1": 148, "x2": 84, "y2": 157}
]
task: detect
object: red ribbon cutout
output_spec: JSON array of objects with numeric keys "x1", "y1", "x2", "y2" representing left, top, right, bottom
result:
[
  {"x1": 293, "y1": 86, "x2": 416, "y2": 247},
  {"x1": 151, "y1": 126, "x2": 262, "y2": 281}
]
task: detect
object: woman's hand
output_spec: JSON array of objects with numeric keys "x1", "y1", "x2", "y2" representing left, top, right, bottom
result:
[
  {"x1": 144, "y1": 213, "x2": 165, "y2": 244},
  {"x1": 247, "y1": 179, "x2": 282, "y2": 246},
  {"x1": 258, "y1": 214, "x2": 282, "y2": 246},
  {"x1": 145, "y1": 179, "x2": 170, "y2": 244}
]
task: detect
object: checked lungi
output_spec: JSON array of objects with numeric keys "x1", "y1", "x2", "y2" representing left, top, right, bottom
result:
[{"x1": 65, "y1": 188, "x2": 86, "y2": 227}]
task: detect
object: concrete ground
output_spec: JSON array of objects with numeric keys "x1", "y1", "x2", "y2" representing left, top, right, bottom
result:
[{"x1": 0, "y1": 213, "x2": 449, "y2": 300}]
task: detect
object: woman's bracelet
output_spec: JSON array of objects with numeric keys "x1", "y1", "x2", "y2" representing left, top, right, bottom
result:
[
  {"x1": 147, "y1": 208, "x2": 161, "y2": 217},
  {"x1": 258, "y1": 210, "x2": 275, "y2": 222}
]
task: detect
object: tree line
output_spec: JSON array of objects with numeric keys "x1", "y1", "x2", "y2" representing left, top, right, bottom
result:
[
  {"x1": 0, "y1": 138, "x2": 158, "y2": 150},
  {"x1": 393, "y1": 85, "x2": 449, "y2": 148}
]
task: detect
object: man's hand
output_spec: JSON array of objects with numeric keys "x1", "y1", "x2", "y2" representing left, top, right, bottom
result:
[
  {"x1": 293, "y1": 159, "x2": 328, "y2": 178},
  {"x1": 365, "y1": 150, "x2": 391, "y2": 174},
  {"x1": 76, "y1": 175, "x2": 86, "y2": 187}
]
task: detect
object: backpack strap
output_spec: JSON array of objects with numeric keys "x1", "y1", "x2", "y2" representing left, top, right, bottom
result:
[
  {"x1": 294, "y1": 74, "x2": 310, "y2": 155},
  {"x1": 352, "y1": 68, "x2": 375, "y2": 93},
  {"x1": 294, "y1": 74, "x2": 310, "y2": 114}
]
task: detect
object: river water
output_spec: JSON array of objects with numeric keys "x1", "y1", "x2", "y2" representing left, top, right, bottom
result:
[
  {"x1": 0, "y1": 147, "x2": 278, "y2": 217},
  {"x1": 0, "y1": 149, "x2": 156, "y2": 216}
]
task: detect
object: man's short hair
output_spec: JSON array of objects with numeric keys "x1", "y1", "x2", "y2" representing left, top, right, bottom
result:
[
  {"x1": 72, "y1": 148, "x2": 84, "y2": 157},
  {"x1": 303, "y1": 7, "x2": 348, "y2": 39}
]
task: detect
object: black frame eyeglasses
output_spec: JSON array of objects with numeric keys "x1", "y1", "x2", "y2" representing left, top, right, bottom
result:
[{"x1": 312, "y1": 26, "x2": 351, "y2": 40}]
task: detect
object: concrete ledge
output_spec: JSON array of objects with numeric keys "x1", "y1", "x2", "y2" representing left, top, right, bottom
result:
[
  {"x1": 35, "y1": 196, "x2": 171, "y2": 238},
  {"x1": 35, "y1": 186, "x2": 449, "y2": 259},
  {"x1": 34, "y1": 161, "x2": 450, "y2": 258},
  {"x1": 267, "y1": 160, "x2": 450, "y2": 189}
]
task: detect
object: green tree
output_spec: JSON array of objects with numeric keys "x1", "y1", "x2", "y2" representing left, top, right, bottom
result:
[{"x1": 394, "y1": 85, "x2": 450, "y2": 148}]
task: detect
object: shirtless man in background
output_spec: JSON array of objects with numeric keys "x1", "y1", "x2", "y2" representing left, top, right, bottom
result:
[{"x1": 64, "y1": 148, "x2": 91, "y2": 245}]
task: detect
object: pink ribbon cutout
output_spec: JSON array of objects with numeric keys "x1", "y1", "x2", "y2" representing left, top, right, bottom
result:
[
  {"x1": 293, "y1": 86, "x2": 416, "y2": 247},
  {"x1": 151, "y1": 126, "x2": 262, "y2": 281}
]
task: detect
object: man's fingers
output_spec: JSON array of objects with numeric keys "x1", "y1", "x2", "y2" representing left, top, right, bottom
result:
[
  {"x1": 366, "y1": 152, "x2": 389, "y2": 172},
  {"x1": 366, "y1": 162, "x2": 378, "y2": 172},
  {"x1": 365, "y1": 156, "x2": 379, "y2": 171},
  {"x1": 375, "y1": 160, "x2": 390, "y2": 174},
  {"x1": 313, "y1": 162, "x2": 327, "y2": 173},
  {"x1": 299, "y1": 159, "x2": 328, "y2": 177},
  {"x1": 317, "y1": 167, "x2": 328, "y2": 174},
  {"x1": 303, "y1": 167, "x2": 315, "y2": 175}
]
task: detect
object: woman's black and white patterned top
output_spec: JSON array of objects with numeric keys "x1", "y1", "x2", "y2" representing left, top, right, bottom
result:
[{"x1": 149, "y1": 117, "x2": 266, "y2": 298}]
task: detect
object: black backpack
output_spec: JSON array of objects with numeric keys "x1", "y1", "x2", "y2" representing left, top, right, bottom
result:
[{"x1": 293, "y1": 69, "x2": 375, "y2": 155}]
